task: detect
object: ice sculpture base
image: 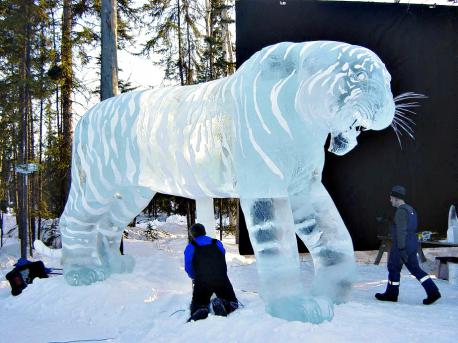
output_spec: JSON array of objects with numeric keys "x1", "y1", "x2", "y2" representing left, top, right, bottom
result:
[{"x1": 266, "y1": 295, "x2": 334, "y2": 324}]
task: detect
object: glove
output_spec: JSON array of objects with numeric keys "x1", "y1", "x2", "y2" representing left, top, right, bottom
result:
[
  {"x1": 376, "y1": 216, "x2": 389, "y2": 224},
  {"x1": 399, "y1": 249, "x2": 408, "y2": 263}
]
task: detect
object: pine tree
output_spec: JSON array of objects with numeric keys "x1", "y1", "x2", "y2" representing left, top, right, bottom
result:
[
  {"x1": 202, "y1": 0, "x2": 235, "y2": 81},
  {"x1": 142, "y1": 0, "x2": 203, "y2": 86},
  {"x1": 0, "y1": 0, "x2": 54, "y2": 256},
  {"x1": 57, "y1": 0, "x2": 73, "y2": 218}
]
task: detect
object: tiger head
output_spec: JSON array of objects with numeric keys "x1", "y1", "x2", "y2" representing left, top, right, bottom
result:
[{"x1": 295, "y1": 42, "x2": 395, "y2": 155}]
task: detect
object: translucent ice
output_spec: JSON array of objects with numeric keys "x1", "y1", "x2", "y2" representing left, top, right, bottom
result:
[
  {"x1": 39, "y1": 41, "x2": 395, "y2": 323},
  {"x1": 447, "y1": 205, "x2": 458, "y2": 243}
]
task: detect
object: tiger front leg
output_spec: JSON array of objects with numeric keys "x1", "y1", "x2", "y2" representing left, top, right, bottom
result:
[
  {"x1": 98, "y1": 186, "x2": 156, "y2": 274},
  {"x1": 60, "y1": 220, "x2": 110, "y2": 286},
  {"x1": 290, "y1": 182, "x2": 356, "y2": 305},
  {"x1": 61, "y1": 186, "x2": 154, "y2": 285},
  {"x1": 240, "y1": 197, "x2": 333, "y2": 323}
]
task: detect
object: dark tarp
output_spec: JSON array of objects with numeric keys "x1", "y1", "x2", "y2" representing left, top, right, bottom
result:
[{"x1": 236, "y1": 0, "x2": 458, "y2": 253}]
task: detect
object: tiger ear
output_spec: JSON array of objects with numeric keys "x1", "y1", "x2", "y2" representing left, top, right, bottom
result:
[{"x1": 300, "y1": 48, "x2": 340, "y2": 74}]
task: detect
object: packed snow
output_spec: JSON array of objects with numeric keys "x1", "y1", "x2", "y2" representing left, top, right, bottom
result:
[{"x1": 1, "y1": 215, "x2": 458, "y2": 343}]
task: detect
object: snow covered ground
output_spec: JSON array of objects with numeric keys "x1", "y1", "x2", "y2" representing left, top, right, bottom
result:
[{"x1": 1, "y1": 216, "x2": 458, "y2": 343}]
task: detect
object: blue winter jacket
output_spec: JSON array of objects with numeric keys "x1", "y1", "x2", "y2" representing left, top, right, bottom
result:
[{"x1": 184, "y1": 235, "x2": 226, "y2": 279}]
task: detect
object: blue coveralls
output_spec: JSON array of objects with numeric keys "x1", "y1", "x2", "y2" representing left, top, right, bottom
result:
[
  {"x1": 184, "y1": 236, "x2": 238, "y2": 315},
  {"x1": 387, "y1": 204, "x2": 439, "y2": 296}
]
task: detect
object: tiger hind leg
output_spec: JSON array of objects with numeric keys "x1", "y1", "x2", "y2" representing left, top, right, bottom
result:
[{"x1": 101, "y1": 186, "x2": 155, "y2": 274}]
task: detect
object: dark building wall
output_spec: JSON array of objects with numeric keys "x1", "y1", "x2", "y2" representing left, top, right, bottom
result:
[{"x1": 236, "y1": 0, "x2": 458, "y2": 252}]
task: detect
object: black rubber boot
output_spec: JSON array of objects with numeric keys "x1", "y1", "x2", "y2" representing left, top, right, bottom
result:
[
  {"x1": 421, "y1": 277, "x2": 441, "y2": 305},
  {"x1": 211, "y1": 298, "x2": 227, "y2": 317},
  {"x1": 375, "y1": 283, "x2": 399, "y2": 302},
  {"x1": 188, "y1": 307, "x2": 209, "y2": 322},
  {"x1": 225, "y1": 300, "x2": 239, "y2": 315},
  {"x1": 423, "y1": 291, "x2": 441, "y2": 305}
]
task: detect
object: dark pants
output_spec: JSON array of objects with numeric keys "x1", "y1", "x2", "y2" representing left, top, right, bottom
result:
[
  {"x1": 388, "y1": 246, "x2": 439, "y2": 295},
  {"x1": 388, "y1": 246, "x2": 427, "y2": 282},
  {"x1": 191, "y1": 277, "x2": 238, "y2": 314}
]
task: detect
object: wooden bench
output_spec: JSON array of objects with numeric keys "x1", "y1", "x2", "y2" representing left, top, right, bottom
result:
[{"x1": 435, "y1": 256, "x2": 458, "y2": 280}]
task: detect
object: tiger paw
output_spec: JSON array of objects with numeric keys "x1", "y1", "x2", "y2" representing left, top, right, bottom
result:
[
  {"x1": 266, "y1": 295, "x2": 334, "y2": 324},
  {"x1": 302, "y1": 296, "x2": 334, "y2": 324},
  {"x1": 64, "y1": 265, "x2": 109, "y2": 286}
]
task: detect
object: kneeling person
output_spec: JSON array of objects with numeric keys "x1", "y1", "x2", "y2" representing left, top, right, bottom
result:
[{"x1": 184, "y1": 223, "x2": 239, "y2": 321}]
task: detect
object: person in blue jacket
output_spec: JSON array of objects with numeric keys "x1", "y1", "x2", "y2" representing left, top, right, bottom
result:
[
  {"x1": 184, "y1": 223, "x2": 238, "y2": 321},
  {"x1": 375, "y1": 185, "x2": 441, "y2": 305}
]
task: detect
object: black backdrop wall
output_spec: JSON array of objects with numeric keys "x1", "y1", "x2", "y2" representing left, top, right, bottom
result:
[{"x1": 236, "y1": 0, "x2": 458, "y2": 253}]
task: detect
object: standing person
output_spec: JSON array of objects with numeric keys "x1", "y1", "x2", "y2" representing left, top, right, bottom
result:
[
  {"x1": 184, "y1": 223, "x2": 239, "y2": 321},
  {"x1": 375, "y1": 185, "x2": 441, "y2": 305}
]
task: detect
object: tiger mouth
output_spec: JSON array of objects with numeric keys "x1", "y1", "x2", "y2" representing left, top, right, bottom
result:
[
  {"x1": 330, "y1": 133, "x2": 349, "y2": 152},
  {"x1": 328, "y1": 116, "x2": 367, "y2": 156},
  {"x1": 329, "y1": 132, "x2": 357, "y2": 156}
]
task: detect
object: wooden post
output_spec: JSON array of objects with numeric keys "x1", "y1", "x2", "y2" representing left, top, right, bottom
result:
[
  {"x1": 0, "y1": 205, "x2": 3, "y2": 248},
  {"x1": 219, "y1": 199, "x2": 223, "y2": 241}
]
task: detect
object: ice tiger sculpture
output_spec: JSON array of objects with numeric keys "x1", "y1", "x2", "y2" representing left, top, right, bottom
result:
[{"x1": 36, "y1": 41, "x2": 397, "y2": 323}]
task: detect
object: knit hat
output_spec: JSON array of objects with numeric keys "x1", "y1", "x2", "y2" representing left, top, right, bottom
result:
[
  {"x1": 390, "y1": 185, "x2": 406, "y2": 200},
  {"x1": 190, "y1": 223, "x2": 206, "y2": 238}
]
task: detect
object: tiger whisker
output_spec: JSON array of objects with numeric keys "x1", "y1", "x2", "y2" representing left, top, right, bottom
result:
[
  {"x1": 393, "y1": 117, "x2": 415, "y2": 134},
  {"x1": 393, "y1": 91, "x2": 420, "y2": 99},
  {"x1": 396, "y1": 102, "x2": 420, "y2": 109},
  {"x1": 391, "y1": 123, "x2": 403, "y2": 148},
  {"x1": 393, "y1": 118, "x2": 415, "y2": 139},
  {"x1": 394, "y1": 111, "x2": 416, "y2": 125},
  {"x1": 391, "y1": 91, "x2": 425, "y2": 147},
  {"x1": 394, "y1": 92, "x2": 427, "y2": 102},
  {"x1": 395, "y1": 107, "x2": 418, "y2": 116}
]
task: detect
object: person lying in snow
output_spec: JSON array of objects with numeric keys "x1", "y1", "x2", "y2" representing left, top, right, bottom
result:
[
  {"x1": 5, "y1": 258, "x2": 49, "y2": 296},
  {"x1": 184, "y1": 223, "x2": 239, "y2": 321}
]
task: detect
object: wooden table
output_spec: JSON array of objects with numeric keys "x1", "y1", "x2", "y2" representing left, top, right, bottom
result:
[
  {"x1": 418, "y1": 240, "x2": 458, "y2": 249},
  {"x1": 373, "y1": 235, "x2": 458, "y2": 265}
]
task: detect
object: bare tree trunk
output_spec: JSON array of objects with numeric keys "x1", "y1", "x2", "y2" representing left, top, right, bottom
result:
[
  {"x1": 186, "y1": 199, "x2": 196, "y2": 231},
  {"x1": 185, "y1": 19, "x2": 192, "y2": 84},
  {"x1": 177, "y1": 0, "x2": 184, "y2": 85},
  {"x1": 205, "y1": 0, "x2": 213, "y2": 80},
  {"x1": 205, "y1": 0, "x2": 213, "y2": 79},
  {"x1": 13, "y1": 145, "x2": 19, "y2": 239},
  {"x1": 51, "y1": 8, "x2": 61, "y2": 138},
  {"x1": 37, "y1": 24, "x2": 45, "y2": 241},
  {"x1": 101, "y1": 0, "x2": 119, "y2": 100},
  {"x1": 18, "y1": 4, "x2": 32, "y2": 258},
  {"x1": 234, "y1": 199, "x2": 240, "y2": 244},
  {"x1": 221, "y1": 2, "x2": 234, "y2": 75},
  {"x1": 28, "y1": 96, "x2": 35, "y2": 256},
  {"x1": 0, "y1": 209, "x2": 3, "y2": 248},
  {"x1": 219, "y1": 198, "x2": 223, "y2": 240},
  {"x1": 60, "y1": 0, "x2": 73, "y2": 216}
]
